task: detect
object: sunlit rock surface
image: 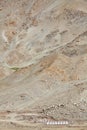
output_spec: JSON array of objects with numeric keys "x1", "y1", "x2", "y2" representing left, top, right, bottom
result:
[{"x1": 0, "y1": 0, "x2": 87, "y2": 129}]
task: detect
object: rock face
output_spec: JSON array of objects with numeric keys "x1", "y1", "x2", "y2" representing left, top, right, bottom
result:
[{"x1": 0, "y1": 0, "x2": 87, "y2": 125}]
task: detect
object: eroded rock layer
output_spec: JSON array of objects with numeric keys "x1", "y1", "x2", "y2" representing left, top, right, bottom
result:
[{"x1": 0, "y1": 0, "x2": 87, "y2": 125}]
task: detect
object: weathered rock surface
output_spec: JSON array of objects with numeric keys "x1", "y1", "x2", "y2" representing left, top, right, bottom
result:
[{"x1": 0, "y1": 0, "x2": 87, "y2": 128}]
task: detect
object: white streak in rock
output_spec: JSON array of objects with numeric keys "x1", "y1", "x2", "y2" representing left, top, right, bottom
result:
[{"x1": 2, "y1": 31, "x2": 8, "y2": 43}]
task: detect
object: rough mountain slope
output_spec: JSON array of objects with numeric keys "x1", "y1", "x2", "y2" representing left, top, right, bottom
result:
[{"x1": 0, "y1": 0, "x2": 87, "y2": 129}]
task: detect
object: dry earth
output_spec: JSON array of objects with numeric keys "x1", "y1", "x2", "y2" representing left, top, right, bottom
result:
[{"x1": 0, "y1": 0, "x2": 87, "y2": 129}]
